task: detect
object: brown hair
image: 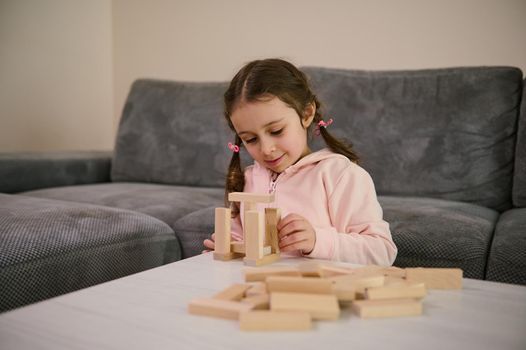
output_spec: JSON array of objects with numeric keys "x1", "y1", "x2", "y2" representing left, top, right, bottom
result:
[{"x1": 224, "y1": 58, "x2": 359, "y2": 213}]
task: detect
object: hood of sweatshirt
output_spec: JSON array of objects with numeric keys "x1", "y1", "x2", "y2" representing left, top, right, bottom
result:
[{"x1": 249, "y1": 148, "x2": 348, "y2": 180}]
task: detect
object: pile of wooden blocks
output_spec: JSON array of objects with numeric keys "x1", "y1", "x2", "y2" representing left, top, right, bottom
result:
[{"x1": 188, "y1": 262, "x2": 463, "y2": 331}]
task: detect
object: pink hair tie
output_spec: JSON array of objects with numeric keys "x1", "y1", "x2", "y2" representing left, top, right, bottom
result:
[
  {"x1": 228, "y1": 142, "x2": 240, "y2": 153},
  {"x1": 315, "y1": 118, "x2": 334, "y2": 135}
]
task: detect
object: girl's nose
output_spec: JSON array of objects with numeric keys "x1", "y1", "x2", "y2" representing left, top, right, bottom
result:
[{"x1": 260, "y1": 138, "x2": 275, "y2": 156}]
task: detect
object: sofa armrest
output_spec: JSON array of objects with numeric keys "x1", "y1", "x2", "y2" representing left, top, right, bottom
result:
[{"x1": 0, "y1": 151, "x2": 112, "y2": 193}]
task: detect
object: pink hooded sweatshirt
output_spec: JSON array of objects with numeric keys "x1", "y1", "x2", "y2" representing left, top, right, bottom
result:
[{"x1": 231, "y1": 148, "x2": 397, "y2": 266}]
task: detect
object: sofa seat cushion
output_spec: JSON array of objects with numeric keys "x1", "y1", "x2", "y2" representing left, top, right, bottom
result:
[
  {"x1": 379, "y1": 196, "x2": 499, "y2": 279},
  {"x1": 173, "y1": 206, "x2": 218, "y2": 258},
  {"x1": 21, "y1": 182, "x2": 225, "y2": 228},
  {"x1": 486, "y1": 208, "x2": 526, "y2": 285},
  {"x1": 0, "y1": 193, "x2": 181, "y2": 312}
]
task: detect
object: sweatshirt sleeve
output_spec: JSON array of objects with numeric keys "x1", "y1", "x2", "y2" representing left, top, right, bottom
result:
[{"x1": 304, "y1": 165, "x2": 397, "y2": 266}]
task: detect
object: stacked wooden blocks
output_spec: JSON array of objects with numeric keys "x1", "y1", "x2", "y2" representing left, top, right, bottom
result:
[
  {"x1": 188, "y1": 263, "x2": 463, "y2": 331},
  {"x1": 214, "y1": 192, "x2": 281, "y2": 266}
]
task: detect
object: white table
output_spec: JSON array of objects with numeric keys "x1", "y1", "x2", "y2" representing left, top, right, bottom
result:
[{"x1": 1, "y1": 253, "x2": 525, "y2": 350}]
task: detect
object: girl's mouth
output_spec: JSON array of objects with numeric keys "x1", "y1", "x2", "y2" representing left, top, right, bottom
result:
[{"x1": 264, "y1": 154, "x2": 284, "y2": 167}]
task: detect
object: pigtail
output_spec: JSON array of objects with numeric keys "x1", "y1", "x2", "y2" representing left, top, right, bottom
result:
[
  {"x1": 312, "y1": 96, "x2": 360, "y2": 164},
  {"x1": 224, "y1": 135, "x2": 244, "y2": 217}
]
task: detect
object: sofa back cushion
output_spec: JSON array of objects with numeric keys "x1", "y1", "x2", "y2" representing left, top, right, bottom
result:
[
  {"x1": 513, "y1": 79, "x2": 526, "y2": 207},
  {"x1": 111, "y1": 79, "x2": 231, "y2": 188},
  {"x1": 303, "y1": 67, "x2": 523, "y2": 211}
]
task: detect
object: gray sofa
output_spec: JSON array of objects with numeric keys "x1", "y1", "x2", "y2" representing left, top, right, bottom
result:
[{"x1": 1, "y1": 66, "x2": 525, "y2": 313}]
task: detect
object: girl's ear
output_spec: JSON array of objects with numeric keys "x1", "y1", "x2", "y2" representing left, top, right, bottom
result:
[{"x1": 302, "y1": 102, "x2": 316, "y2": 128}]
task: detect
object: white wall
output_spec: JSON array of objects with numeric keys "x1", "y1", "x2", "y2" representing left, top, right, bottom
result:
[
  {"x1": 1, "y1": 0, "x2": 525, "y2": 152},
  {"x1": 0, "y1": 0, "x2": 113, "y2": 152},
  {"x1": 112, "y1": 0, "x2": 526, "y2": 127}
]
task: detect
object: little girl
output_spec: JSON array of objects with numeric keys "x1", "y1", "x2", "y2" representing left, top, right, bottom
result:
[{"x1": 203, "y1": 58, "x2": 397, "y2": 265}]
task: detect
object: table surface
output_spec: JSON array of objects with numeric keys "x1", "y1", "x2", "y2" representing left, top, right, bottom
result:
[{"x1": 1, "y1": 253, "x2": 525, "y2": 350}]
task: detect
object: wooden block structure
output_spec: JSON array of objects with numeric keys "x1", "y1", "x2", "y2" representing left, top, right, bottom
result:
[
  {"x1": 189, "y1": 263, "x2": 464, "y2": 330},
  {"x1": 213, "y1": 192, "x2": 280, "y2": 266}
]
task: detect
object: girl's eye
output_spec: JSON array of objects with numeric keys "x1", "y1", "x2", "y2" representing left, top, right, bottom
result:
[
  {"x1": 270, "y1": 128, "x2": 284, "y2": 136},
  {"x1": 245, "y1": 137, "x2": 257, "y2": 144}
]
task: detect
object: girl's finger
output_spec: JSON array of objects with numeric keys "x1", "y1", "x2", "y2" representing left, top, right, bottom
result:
[
  {"x1": 279, "y1": 232, "x2": 305, "y2": 248},
  {"x1": 278, "y1": 220, "x2": 306, "y2": 239},
  {"x1": 203, "y1": 239, "x2": 215, "y2": 249},
  {"x1": 280, "y1": 238, "x2": 308, "y2": 252},
  {"x1": 277, "y1": 214, "x2": 303, "y2": 231}
]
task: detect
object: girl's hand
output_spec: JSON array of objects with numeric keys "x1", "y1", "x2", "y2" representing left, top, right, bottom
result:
[
  {"x1": 277, "y1": 213, "x2": 316, "y2": 254},
  {"x1": 202, "y1": 233, "x2": 216, "y2": 253}
]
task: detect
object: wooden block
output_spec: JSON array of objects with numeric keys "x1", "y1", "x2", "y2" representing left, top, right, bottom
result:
[
  {"x1": 265, "y1": 208, "x2": 281, "y2": 253},
  {"x1": 348, "y1": 265, "x2": 385, "y2": 276},
  {"x1": 240, "y1": 310, "x2": 312, "y2": 331},
  {"x1": 384, "y1": 275, "x2": 412, "y2": 286},
  {"x1": 329, "y1": 273, "x2": 385, "y2": 294},
  {"x1": 229, "y1": 192, "x2": 275, "y2": 203},
  {"x1": 332, "y1": 284, "x2": 356, "y2": 302},
  {"x1": 298, "y1": 262, "x2": 322, "y2": 277},
  {"x1": 244, "y1": 210, "x2": 264, "y2": 260},
  {"x1": 242, "y1": 201, "x2": 256, "y2": 228},
  {"x1": 383, "y1": 266, "x2": 406, "y2": 278},
  {"x1": 348, "y1": 265, "x2": 406, "y2": 279},
  {"x1": 271, "y1": 292, "x2": 340, "y2": 320},
  {"x1": 213, "y1": 252, "x2": 236, "y2": 261},
  {"x1": 188, "y1": 298, "x2": 254, "y2": 320},
  {"x1": 405, "y1": 268, "x2": 463, "y2": 289},
  {"x1": 241, "y1": 202, "x2": 256, "y2": 236},
  {"x1": 244, "y1": 253, "x2": 280, "y2": 267},
  {"x1": 352, "y1": 299, "x2": 423, "y2": 319},
  {"x1": 212, "y1": 284, "x2": 251, "y2": 301},
  {"x1": 231, "y1": 241, "x2": 245, "y2": 254},
  {"x1": 266, "y1": 276, "x2": 333, "y2": 294},
  {"x1": 263, "y1": 246, "x2": 272, "y2": 256},
  {"x1": 241, "y1": 294, "x2": 270, "y2": 310},
  {"x1": 319, "y1": 264, "x2": 353, "y2": 278},
  {"x1": 244, "y1": 266, "x2": 301, "y2": 282},
  {"x1": 213, "y1": 208, "x2": 231, "y2": 256},
  {"x1": 243, "y1": 201, "x2": 257, "y2": 212},
  {"x1": 245, "y1": 282, "x2": 267, "y2": 296},
  {"x1": 365, "y1": 282, "x2": 426, "y2": 300}
]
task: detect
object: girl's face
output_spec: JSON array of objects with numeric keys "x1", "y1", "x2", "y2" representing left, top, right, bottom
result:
[{"x1": 230, "y1": 96, "x2": 315, "y2": 173}]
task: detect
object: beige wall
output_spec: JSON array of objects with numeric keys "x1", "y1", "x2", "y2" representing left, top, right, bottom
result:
[
  {"x1": 113, "y1": 0, "x2": 526, "y2": 128},
  {"x1": 0, "y1": 0, "x2": 113, "y2": 152},
  {"x1": 2, "y1": 0, "x2": 525, "y2": 152}
]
